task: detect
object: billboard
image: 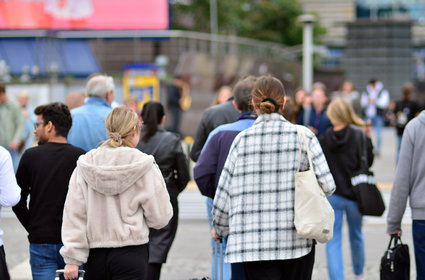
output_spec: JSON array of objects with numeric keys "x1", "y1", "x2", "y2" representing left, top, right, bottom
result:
[{"x1": 0, "y1": 0, "x2": 169, "y2": 30}]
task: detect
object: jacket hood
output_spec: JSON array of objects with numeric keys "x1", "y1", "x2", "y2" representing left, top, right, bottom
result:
[
  {"x1": 77, "y1": 146, "x2": 155, "y2": 195},
  {"x1": 321, "y1": 126, "x2": 356, "y2": 152}
]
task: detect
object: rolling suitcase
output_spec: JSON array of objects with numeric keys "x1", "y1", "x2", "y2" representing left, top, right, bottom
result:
[
  {"x1": 214, "y1": 239, "x2": 224, "y2": 280},
  {"x1": 55, "y1": 269, "x2": 85, "y2": 280}
]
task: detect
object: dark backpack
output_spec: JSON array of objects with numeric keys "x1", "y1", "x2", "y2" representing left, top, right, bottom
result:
[{"x1": 380, "y1": 235, "x2": 410, "y2": 280}]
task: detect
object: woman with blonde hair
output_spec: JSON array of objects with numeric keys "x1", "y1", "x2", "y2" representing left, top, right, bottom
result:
[
  {"x1": 319, "y1": 98, "x2": 374, "y2": 280},
  {"x1": 60, "y1": 106, "x2": 173, "y2": 280},
  {"x1": 212, "y1": 75, "x2": 335, "y2": 279}
]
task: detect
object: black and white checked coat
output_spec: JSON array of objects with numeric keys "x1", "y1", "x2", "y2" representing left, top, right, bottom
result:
[{"x1": 212, "y1": 113, "x2": 335, "y2": 263}]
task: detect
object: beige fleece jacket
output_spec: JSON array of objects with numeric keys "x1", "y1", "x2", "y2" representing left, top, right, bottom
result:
[{"x1": 60, "y1": 146, "x2": 173, "y2": 266}]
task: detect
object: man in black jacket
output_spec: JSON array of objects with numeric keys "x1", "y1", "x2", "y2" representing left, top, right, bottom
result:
[
  {"x1": 12, "y1": 102, "x2": 85, "y2": 280},
  {"x1": 190, "y1": 95, "x2": 239, "y2": 162}
]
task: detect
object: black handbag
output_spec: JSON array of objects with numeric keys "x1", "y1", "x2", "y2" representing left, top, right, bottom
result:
[
  {"x1": 351, "y1": 130, "x2": 385, "y2": 216},
  {"x1": 380, "y1": 235, "x2": 410, "y2": 280}
]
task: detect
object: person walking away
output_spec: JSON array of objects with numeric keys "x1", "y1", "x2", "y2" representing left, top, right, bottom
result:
[
  {"x1": 389, "y1": 83, "x2": 420, "y2": 162},
  {"x1": 361, "y1": 78, "x2": 390, "y2": 156},
  {"x1": 319, "y1": 98, "x2": 374, "y2": 280},
  {"x1": 297, "y1": 86, "x2": 332, "y2": 137},
  {"x1": 136, "y1": 101, "x2": 190, "y2": 280},
  {"x1": 0, "y1": 83, "x2": 24, "y2": 171},
  {"x1": 0, "y1": 146, "x2": 21, "y2": 280},
  {"x1": 212, "y1": 76, "x2": 335, "y2": 280},
  {"x1": 166, "y1": 76, "x2": 190, "y2": 135},
  {"x1": 68, "y1": 74, "x2": 114, "y2": 151},
  {"x1": 12, "y1": 102, "x2": 85, "y2": 279},
  {"x1": 190, "y1": 88, "x2": 239, "y2": 162},
  {"x1": 61, "y1": 106, "x2": 173, "y2": 280},
  {"x1": 387, "y1": 109, "x2": 425, "y2": 279},
  {"x1": 194, "y1": 76, "x2": 257, "y2": 280},
  {"x1": 332, "y1": 81, "x2": 362, "y2": 117}
]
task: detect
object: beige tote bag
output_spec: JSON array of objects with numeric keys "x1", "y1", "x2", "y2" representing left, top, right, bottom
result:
[{"x1": 294, "y1": 126, "x2": 334, "y2": 243}]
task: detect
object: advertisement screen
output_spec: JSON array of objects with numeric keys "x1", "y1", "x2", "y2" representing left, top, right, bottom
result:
[{"x1": 0, "y1": 0, "x2": 169, "y2": 30}]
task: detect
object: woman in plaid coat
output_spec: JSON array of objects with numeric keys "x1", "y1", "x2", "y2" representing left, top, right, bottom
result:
[{"x1": 212, "y1": 76, "x2": 336, "y2": 279}]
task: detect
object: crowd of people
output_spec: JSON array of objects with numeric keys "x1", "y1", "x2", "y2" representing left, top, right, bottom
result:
[{"x1": 0, "y1": 73, "x2": 424, "y2": 280}]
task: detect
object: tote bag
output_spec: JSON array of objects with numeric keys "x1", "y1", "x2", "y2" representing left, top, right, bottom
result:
[
  {"x1": 351, "y1": 130, "x2": 385, "y2": 216},
  {"x1": 294, "y1": 126, "x2": 334, "y2": 243}
]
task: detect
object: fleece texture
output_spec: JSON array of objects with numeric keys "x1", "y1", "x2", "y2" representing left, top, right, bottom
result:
[{"x1": 60, "y1": 146, "x2": 173, "y2": 266}]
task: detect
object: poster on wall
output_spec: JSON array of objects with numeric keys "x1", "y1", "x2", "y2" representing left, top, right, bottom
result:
[{"x1": 0, "y1": 0, "x2": 169, "y2": 29}]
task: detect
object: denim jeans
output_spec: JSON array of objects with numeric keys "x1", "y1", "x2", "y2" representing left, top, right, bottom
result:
[
  {"x1": 30, "y1": 243, "x2": 65, "y2": 280},
  {"x1": 413, "y1": 220, "x2": 425, "y2": 279},
  {"x1": 367, "y1": 115, "x2": 384, "y2": 155},
  {"x1": 326, "y1": 195, "x2": 365, "y2": 280},
  {"x1": 207, "y1": 198, "x2": 231, "y2": 280}
]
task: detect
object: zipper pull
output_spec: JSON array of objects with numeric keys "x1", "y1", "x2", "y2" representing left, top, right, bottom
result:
[{"x1": 391, "y1": 261, "x2": 394, "y2": 272}]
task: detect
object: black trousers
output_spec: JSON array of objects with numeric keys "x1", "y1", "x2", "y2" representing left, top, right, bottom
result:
[
  {"x1": 84, "y1": 244, "x2": 148, "y2": 280},
  {"x1": 243, "y1": 245, "x2": 315, "y2": 280},
  {"x1": 0, "y1": 246, "x2": 10, "y2": 280}
]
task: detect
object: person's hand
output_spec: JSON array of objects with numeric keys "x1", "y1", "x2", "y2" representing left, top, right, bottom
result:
[
  {"x1": 64, "y1": 264, "x2": 79, "y2": 280},
  {"x1": 364, "y1": 120, "x2": 372, "y2": 138},
  {"x1": 211, "y1": 229, "x2": 220, "y2": 242},
  {"x1": 9, "y1": 141, "x2": 18, "y2": 150}
]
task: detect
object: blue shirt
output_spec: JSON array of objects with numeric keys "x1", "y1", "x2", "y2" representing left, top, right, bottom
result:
[
  {"x1": 194, "y1": 112, "x2": 257, "y2": 198},
  {"x1": 68, "y1": 97, "x2": 112, "y2": 151}
]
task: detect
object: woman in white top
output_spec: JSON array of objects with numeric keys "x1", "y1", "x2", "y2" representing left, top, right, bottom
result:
[
  {"x1": 61, "y1": 106, "x2": 173, "y2": 280},
  {"x1": 212, "y1": 76, "x2": 335, "y2": 280}
]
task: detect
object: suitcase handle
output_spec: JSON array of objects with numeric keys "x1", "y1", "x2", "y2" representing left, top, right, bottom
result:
[{"x1": 55, "y1": 269, "x2": 85, "y2": 280}]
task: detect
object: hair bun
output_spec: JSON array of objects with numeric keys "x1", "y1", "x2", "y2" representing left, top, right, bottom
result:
[{"x1": 109, "y1": 132, "x2": 122, "y2": 145}]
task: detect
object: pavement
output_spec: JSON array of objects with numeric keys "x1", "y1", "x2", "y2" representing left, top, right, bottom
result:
[{"x1": 3, "y1": 127, "x2": 417, "y2": 279}]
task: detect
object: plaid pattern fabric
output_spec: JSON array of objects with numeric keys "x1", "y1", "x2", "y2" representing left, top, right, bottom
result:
[{"x1": 212, "y1": 113, "x2": 335, "y2": 263}]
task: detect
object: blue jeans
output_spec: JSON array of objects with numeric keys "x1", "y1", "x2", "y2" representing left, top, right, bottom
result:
[
  {"x1": 326, "y1": 195, "x2": 365, "y2": 280},
  {"x1": 413, "y1": 220, "x2": 425, "y2": 279},
  {"x1": 30, "y1": 243, "x2": 65, "y2": 280},
  {"x1": 207, "y1": 198, "x2": 231, "y2": 280},
  {"x1": 367, "y1": 115, "x2": 384, "y2": 154}
]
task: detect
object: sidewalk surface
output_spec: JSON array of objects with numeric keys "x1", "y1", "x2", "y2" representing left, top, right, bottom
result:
[{"x1": 4, "y1": 127, "x2": 417, "y2": 279}]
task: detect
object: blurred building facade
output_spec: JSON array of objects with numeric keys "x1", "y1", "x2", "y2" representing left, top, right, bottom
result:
[{"x1": 300, "y1": 0, "x2": 425, "y2": 98}]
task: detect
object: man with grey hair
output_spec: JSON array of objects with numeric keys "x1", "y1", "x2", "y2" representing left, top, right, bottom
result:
[{"x1": 68, "y1": 74, "x2": 114, "y2": 151}]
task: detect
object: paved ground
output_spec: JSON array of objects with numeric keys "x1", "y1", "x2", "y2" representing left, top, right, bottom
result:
[{"x1": 3, "y1": 127, "x2": 417, "y2": 279}]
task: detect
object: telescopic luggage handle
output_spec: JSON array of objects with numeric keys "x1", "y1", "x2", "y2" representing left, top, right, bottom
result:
[{"x1": 55, "y1": 269, "x2": 85, "y2": 280}]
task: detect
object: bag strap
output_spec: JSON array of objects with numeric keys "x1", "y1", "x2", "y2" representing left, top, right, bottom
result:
[
  {"x1": 387, "y1": 235, "x2": 404, "y2": 250},
  {"x1": 296, "y1": 125, "x2": 313, "y2": 172},
  {"x1": 356, "y1": 129, "x2": 368, "y2": 171}
]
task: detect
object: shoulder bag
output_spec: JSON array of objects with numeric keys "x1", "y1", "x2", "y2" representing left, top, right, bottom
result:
[
  {"x1": 294, "y1": 126, "x2": 334, "y2": 243},
  {"x1": 351, "y1": 130, "x2": 385, "y2": 216}
]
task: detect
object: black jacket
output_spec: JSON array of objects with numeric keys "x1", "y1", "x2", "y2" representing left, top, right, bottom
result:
[
  {"x1": 137, "y1": 126, "x2": 189, "y2": 198},
  {"x1": 190, "y1": 100, "x2": 239, "y2": 162},
  {"x1": 136, "y1": 126, "x2": 190, "y2": 263},
  {"x1": 319, "y1": 126, "x2": 374, "y2": 200}
]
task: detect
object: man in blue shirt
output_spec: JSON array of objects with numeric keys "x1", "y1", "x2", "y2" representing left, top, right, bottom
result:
[
  {"x1": 68, "y1": 75, "x2": 114, "y2": 151},
  {"x1": 194, "y1": 76, "x2": 257, "y2": 280}
]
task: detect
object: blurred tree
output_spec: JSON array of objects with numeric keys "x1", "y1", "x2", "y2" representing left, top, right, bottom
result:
[{"x1": 171, "y1": 0, "x2": 326, "y2": 46}]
